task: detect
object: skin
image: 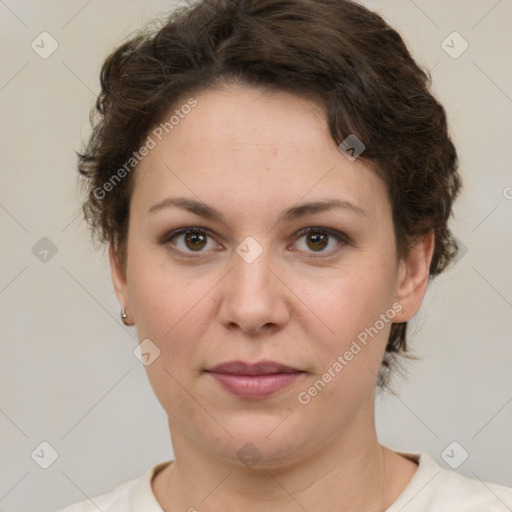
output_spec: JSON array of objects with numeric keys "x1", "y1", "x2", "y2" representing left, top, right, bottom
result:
[{"x1": 109, "y1": 84, "x2": 434, "y2": 511}]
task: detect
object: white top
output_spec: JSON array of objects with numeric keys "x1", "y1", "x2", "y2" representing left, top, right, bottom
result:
[{"x1": 57, "y1": 452, "x2": 512, "y2": 511}]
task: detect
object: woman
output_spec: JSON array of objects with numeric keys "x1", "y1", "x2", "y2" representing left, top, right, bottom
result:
[{"x1": 59, "y1": 0, "x2": 512, "y2": 510}]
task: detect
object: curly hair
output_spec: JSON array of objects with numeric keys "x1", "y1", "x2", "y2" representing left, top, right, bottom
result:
[{"x1": 77, "y1": 0, "x2": 462, "y2": 389}]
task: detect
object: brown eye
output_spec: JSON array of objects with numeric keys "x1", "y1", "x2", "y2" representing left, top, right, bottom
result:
[
  {"x1": 184, "y1": 232, "x2": 208, "y2": 251},
  {"x1": 305, "y1": 231, "x2": 329, "y2": 251},
  {"x1": 163, "y1": 228, "x2": 218, "y2": 254},
  {"x1": 293, "y1": 227, "x2": 347, "y2": 256}
]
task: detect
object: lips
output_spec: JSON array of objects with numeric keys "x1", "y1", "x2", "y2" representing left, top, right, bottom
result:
[
  {"x1": 208, "y1": 360, "x2": 302, "y2": 375},
  {"x1": 205, "y1": 360, "x2": 304, "y2": 399}
]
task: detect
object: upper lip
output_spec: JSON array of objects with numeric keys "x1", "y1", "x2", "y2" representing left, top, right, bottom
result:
[{"x1": 206, "y1": 360, "x2": 303, "y2": 375}]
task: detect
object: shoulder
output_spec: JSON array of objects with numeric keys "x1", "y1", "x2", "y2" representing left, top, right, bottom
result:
[
  {"x1": 432, "y1": 462, "x2": 512, "y2": 510},
  {"x1": 388, "y1": 452, "x2": 512, "y2": 511},
  {"x1": 56, "y1": 478, "x2": 133, "y2": 512},
  {"x1": 56, "y1": 461, "x2": 172, "y2": 512}
]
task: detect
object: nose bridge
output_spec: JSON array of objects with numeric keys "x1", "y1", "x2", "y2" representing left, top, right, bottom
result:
[
  {"x1": 219, "y1": 235, "x2": 288, "y2": 332},
  {"x1": 231, "y1": 236, "x2": 274, "y2": 297}
]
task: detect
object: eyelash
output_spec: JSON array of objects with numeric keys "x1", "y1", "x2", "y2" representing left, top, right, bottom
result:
[{"x1": 160, "y1": 226, "x2": 350, "y2": 259}]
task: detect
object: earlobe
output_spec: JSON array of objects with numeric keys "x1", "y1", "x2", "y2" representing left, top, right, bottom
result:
[{"x1": 395, "y1": 231, "x2": 435, "y2": 321}]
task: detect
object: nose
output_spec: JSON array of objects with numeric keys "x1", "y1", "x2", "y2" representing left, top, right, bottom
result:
[{"x1": 218, "y1": 247, "x2": 290, "y2": 335}]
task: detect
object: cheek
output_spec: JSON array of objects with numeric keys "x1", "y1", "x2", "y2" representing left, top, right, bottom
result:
[
  {"x1": 294, "y1": 276, "x2": 395, "y2": 418},
  {"x1": 126, "y1": 247, "x2": 218, "y2": 353},
  {"x1": 304, "y1": 263, "x2": 397, "y2": 351},
  {"x1": 126, "y1": 255, "x2": 218, "y2": 420}
]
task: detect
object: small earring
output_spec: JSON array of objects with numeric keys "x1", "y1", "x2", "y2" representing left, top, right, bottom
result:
[{"x1": 121, "y1": 307, "x2": 130, "y2": 326}]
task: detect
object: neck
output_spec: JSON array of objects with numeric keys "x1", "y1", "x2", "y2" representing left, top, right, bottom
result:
[{"x1": 154, "y1": 411, "x2": 397, "y2": 511}]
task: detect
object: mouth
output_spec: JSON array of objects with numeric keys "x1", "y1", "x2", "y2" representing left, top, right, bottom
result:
[{"x1": 204, "y1": 360, "x2": 305, "y2": 399}]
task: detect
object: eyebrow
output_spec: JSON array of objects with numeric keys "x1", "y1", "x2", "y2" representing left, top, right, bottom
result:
[{"x1": 147, "y1": 196, "x2": 368, "y2": 222}]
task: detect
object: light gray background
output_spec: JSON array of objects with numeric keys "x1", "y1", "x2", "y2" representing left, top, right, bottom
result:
[{"x1": 1, "y1": 1, "x2": 511, "y2": 511}]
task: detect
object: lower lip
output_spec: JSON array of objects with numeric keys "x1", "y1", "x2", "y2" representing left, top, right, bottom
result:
[{"x1": 207, "y1": 372, "x2": 303, "y2": 399}]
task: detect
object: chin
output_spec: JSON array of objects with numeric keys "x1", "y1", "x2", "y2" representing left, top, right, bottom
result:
[{"x1": 199, "y1": 411, "x2": 314, "y2": 468}]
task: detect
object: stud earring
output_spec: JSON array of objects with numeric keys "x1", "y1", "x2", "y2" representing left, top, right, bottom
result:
[{"x1": 121, "y1": 307, "x2": 130, "y2": 326}]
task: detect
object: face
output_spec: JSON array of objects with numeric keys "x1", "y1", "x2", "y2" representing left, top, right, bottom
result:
[{"x1": 110, "y1": 84, "x2": 433, "y2": 467}]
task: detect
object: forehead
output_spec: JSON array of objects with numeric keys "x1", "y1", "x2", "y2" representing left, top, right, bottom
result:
[{"x1": 131, "y1": 84, "x2": 388, "y2": 223}]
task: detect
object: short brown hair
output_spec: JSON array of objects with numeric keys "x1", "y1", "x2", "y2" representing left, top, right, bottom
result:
[{"x1": 78, "y1": 0, "x2": 462, "y2": 389}]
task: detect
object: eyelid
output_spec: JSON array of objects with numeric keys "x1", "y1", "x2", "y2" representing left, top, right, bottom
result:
[
  {"x1": 160, "y1": 226, "x2": 350, "y2": 256},
  {"x1": 290, "y1": 226, "x2": 350, "y2": 257},
  {"x1": 159, "y1": 227, "x2": 219, "y2": 250},
  {"x1": 293, "y1": 226, "x2": 350, "y2": 243}
]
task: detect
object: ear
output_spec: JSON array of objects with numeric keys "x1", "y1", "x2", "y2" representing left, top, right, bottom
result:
[
  {"x1": 108, "y1": 241, "x2": 131, "y2": 321},
  {"x1": 395, "y1": 230, "x2": 435, "y2": 321}
]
